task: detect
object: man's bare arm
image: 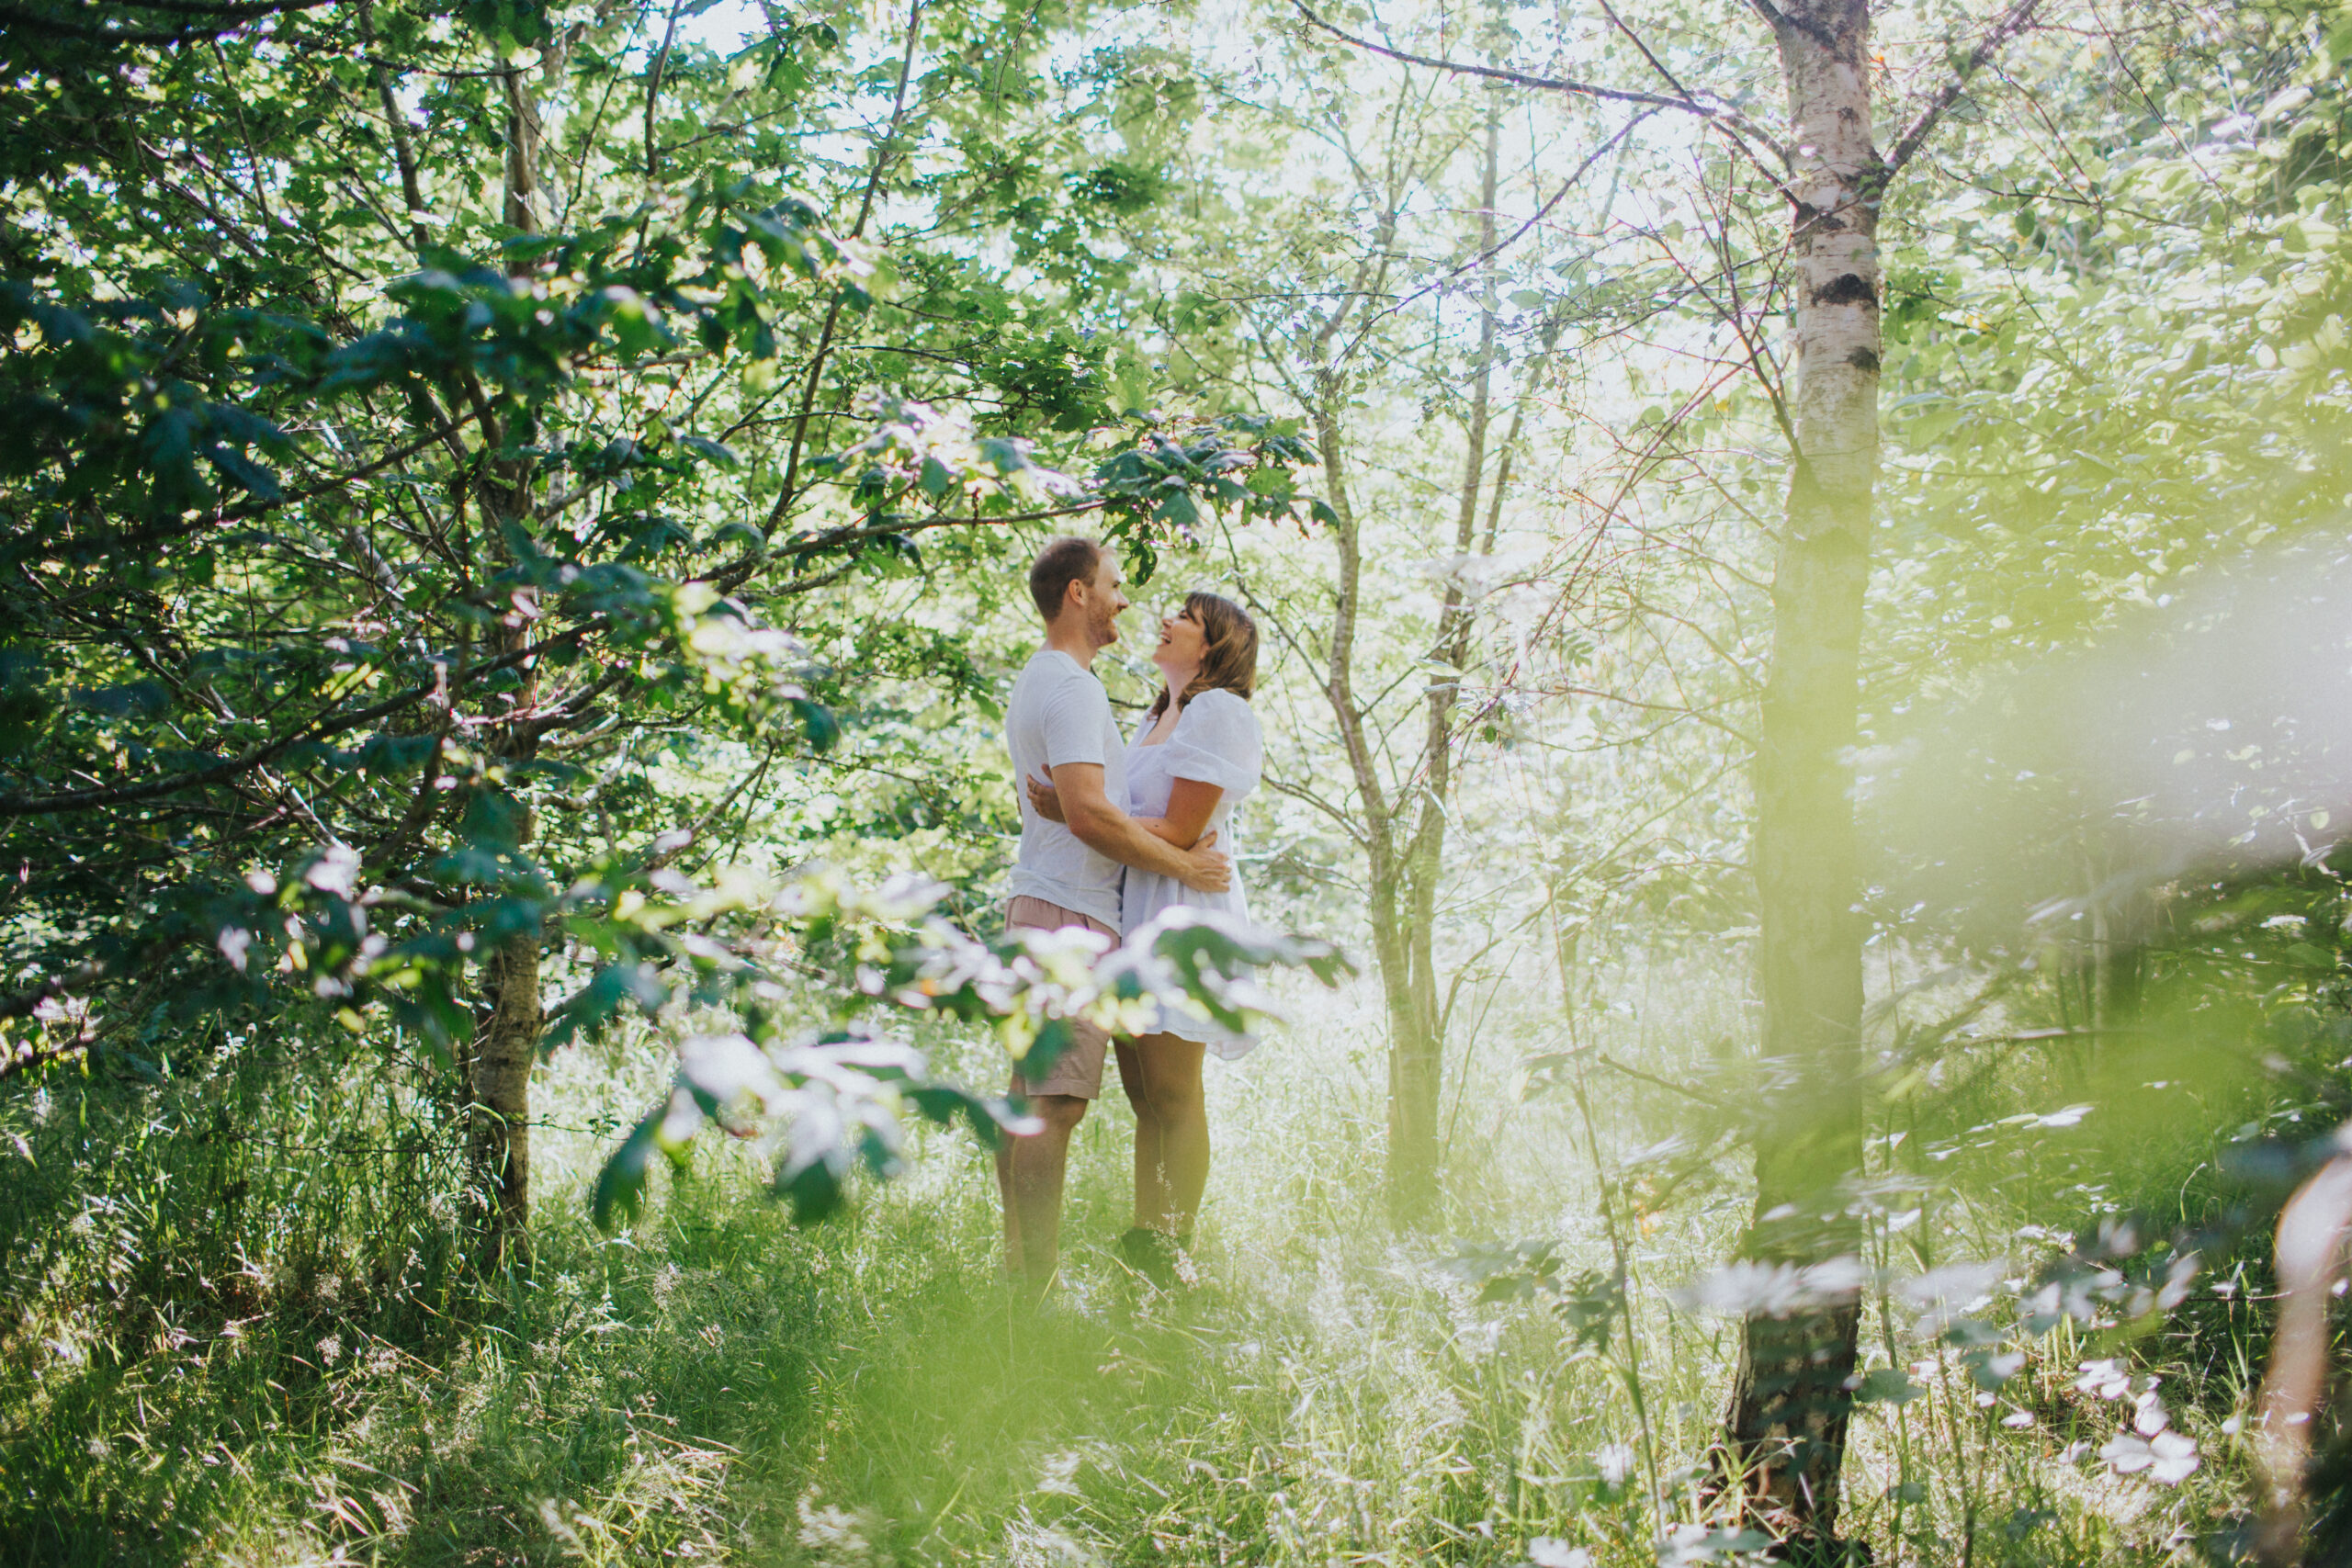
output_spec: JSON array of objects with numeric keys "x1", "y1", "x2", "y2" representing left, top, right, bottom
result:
[
  {"x1": 1048, "y1": 762, "x2": 1229, "y2": 892},
  {"x1": 1030, "y1": 775, "x2": 1223, "y2": 849}
]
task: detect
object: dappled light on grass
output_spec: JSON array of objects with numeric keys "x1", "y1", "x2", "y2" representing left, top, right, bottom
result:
[{"x1": 2, "y1": 953, "x2": 2277, "y2": 1565}]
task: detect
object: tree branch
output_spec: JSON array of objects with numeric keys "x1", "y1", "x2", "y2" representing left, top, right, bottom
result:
[
  {"x1": 1592, "y1": 0, "x2": 1792, "y2": 168},
  {"x1": 780, "y1": 498, "x2": 1105, "y2": 556},
  {"x1": 1593, "y1": 1049, "x2": 1737, "y2": 1111},
  {"x1": 358, "y1": 719, "x2": 451, "y2": 874},
  {"x1": 1743, "y1": 0, "x2": 1837, "y2": 52},
  {"x1": 1884, "y1": 0, "x2": 2044, "y2": 175},
  {"x1": 0, "y1": 619, "x2": 603, "y2": 818},
  {"x1": 357, "y1": 0, "x2": 428, "y2": 251},
  {"x1": 764, "y1": 0, "x2": 925, "y2": 536},
  {"x1": 1349, "y1": 111, "x2": 1657, "y2": 351},
  {"x1": 0, "y1": 0, "x2": 333, "y2": 45},
  {"x1": 0, "y1": 963, "x2": 102, "y2": 1027},
  {"x1": 32, "y1": 403, "x2": 484, "y2": 563},
  {"x1": 644, "y1": 0, "x2": 683, "y2": 187},
  {"x1": 1291, "y1": 0, "x2": 1740, "y2": 122}
]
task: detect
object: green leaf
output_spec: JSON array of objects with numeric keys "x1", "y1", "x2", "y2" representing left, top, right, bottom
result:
[
  {"x1": 976, "y1": 437, "x2": 1030, "y2": 475},
  {"x1": 544, "y1": 961, "x2": 670, "y2": 1053},
  {"x1": 204, "y1": 444, "x2": 283, "y2": 501},
  {"x1": 592, "y1": 1109, "x2": 662, "y2": 1232},
  {"x1": 1853, "y1": 1367, "x2": 1927, "y2": 1406},
  {"x1": 1965, "y1": 1348, "x2": 2025, "y2": 1390},
  {"x1": 792, "y1": 697, "x2": 840, "y2": 752},
  {"x1": 1022, "y1": 1016, "x2": 1076, "y2": 1077},
  {"x1": 1153, "y1": 490, "x2": 1201, "y2": 531},
  {"x1": 461, "y1": 0, "x2": 549, "y2": 47},
  {"x1": 678, "y1": 434, "x2": 741, "y2": 468}
]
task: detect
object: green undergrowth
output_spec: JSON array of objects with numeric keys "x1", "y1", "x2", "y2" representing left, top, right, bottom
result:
[{"x1": 0, "y1": 970, "x2": 2288, "y2": 1566}]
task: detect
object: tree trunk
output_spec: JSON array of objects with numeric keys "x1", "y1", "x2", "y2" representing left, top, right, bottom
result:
[
  {"x1": 469, "y1": 921, "x2": 540, "y2": 1272},
  {"x1": 1374, "y1": 872, "x2": 1434, "y2": 1222},
  {"x1": 1394, "y1": 101, "x2": 1507, "y2": 1218},
  {"x1": 465, "y1": 581, "x2": 541, "y2": 1277},
  {"x1": 1317, "y1": 110, "x2": 1513, "y2": 1227},
  {"x1": 1314, "y1": 395, "x2": 1437, "y2": 1222},
  {"x1": 460, "y1": 54, "x2": 550, "y2": 1278},
  {"x1": 1723, "y1": 0, "x2": 1882, "y2": 1550},
  {"x1": 502, "y1": 62, "x2": 544, "y2": 234}
]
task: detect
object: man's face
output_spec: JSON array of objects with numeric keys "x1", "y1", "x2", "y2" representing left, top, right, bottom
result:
[{"x1": 1075, "y1": 554, "x2": 1128, "y2": 650}]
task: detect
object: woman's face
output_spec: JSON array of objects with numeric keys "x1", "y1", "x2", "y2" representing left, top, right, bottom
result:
[{"x1": 1156, "y1": 602, "x2": 1208, "y2": 670}]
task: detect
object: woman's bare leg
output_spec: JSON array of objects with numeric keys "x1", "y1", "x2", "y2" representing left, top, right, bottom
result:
[
  {"x1": 1120, "y1": 1044, "x2": 1166, "y2": 1229},
  {"x1": 1117, "y1": 1034, "x2": 1209, "y2": 1236}
]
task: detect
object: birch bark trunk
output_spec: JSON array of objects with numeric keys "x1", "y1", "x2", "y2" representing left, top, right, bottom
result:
[{"x1": 1722, "y1": 0, "x2": 1882, "y2": 1546}]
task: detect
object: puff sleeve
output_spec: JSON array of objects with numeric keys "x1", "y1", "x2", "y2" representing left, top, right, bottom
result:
[{"x1": 1162, "y1": 689, "x2": 1263, "y2": 799}]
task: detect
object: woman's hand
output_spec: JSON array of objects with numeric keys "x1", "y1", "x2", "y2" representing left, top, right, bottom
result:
[{"x1": 1025, "y1": 773, "x2": 1067, "y2": 823}]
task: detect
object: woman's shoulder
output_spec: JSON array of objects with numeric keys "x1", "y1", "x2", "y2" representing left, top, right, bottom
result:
[
  {"x1": 1178, "y1": 688, "x2": 1262, "y2": 754},
  {"x1": 1182, "y1": 686, "x2": 1258, "y2": 723}
]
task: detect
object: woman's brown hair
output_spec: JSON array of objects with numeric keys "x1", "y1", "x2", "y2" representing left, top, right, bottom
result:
[{"x1": 1148, "y1": 592, "x2": 1259, "y2": 720}]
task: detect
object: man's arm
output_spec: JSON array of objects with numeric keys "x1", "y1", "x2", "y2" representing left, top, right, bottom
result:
[
  {"x1": 1032, "y1": 775, "x2": 1223, "y2": 849},
  {"x1": 1049, "y1": 761, "x2": 1229, "y2": 892}
]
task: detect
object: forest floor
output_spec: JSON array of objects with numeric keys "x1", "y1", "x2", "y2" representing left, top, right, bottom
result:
[{"x1": 0, "y1": 974, "x2": 2261, "y2": 1566}]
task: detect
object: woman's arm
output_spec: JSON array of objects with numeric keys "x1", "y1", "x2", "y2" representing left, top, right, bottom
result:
[{"x1": 1141, "y1": 777, "x2": 1223, "y2": 849}]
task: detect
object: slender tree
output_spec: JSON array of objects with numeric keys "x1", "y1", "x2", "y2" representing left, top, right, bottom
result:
[
  {"x1": 1719, "y1": 0, "x2": 1884, "y2": 1535},
  {"x1": 1200, "y1": 75, "x2": 1546, "y2": 1223},
  {"x1": 1389, "y1": 101, "x2": 1516, "y2": 1219}
]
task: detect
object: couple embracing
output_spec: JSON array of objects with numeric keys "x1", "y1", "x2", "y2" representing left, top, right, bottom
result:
[{"x1": 996, "y1": 535, "x2": 1265, "y2": 1300}]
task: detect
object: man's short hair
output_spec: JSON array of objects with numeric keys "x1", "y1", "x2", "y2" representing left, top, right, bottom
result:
[{"x1": 1029, "y1": 536, "x2": 1105, "y2": 623}]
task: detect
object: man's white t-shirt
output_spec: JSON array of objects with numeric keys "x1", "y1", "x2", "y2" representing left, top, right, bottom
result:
[{"x1": 1005, "y1": 649, "x2": 1128, "y2": 928}]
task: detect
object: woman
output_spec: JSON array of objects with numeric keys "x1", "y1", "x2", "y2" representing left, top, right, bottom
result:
[{"x1": 1028, "y1": 591, "x2": 1263, "y2": 1288}]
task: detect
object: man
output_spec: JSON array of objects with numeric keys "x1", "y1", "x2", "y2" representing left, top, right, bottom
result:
[{"x1": 998, "y1": 535, "x2": 1229, "y2": 1297}]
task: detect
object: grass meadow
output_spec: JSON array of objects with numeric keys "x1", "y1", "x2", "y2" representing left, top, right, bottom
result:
[{"x1": 0, "y1": 950, "x2": 2276, "y2": 1565}]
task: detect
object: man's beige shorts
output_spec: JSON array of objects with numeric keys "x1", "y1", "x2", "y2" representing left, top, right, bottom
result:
[{"x1": 1005, "y1": 895, "x2": 1116, "y2": 1100}]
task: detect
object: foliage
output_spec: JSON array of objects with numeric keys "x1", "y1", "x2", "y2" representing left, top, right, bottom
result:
[
  {"x1": 0, "y1": 0, "x2": 1333, "y2": 1222},
  {"x1": 9, "y1": 0, "x2": 2352, "y2": 1561},
  {"x1": 582, "y1": 870, "x2": 1349, "y2": 1228}
]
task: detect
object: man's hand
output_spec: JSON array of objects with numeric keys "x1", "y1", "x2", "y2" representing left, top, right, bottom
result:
[{"x1": 1175, "y1": 829, "x2": 1229, "y2": 894}]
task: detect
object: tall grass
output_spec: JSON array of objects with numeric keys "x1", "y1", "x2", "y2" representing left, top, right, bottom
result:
[{"x1": 0, "y1": 950, "x2": 2290, "y2": 1565}]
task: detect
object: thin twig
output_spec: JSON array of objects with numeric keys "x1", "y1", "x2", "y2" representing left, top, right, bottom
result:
[
  {"x1": 1883, "y1": 0, "x2": 2044, "y2": 175},
  {"x1": 765, "y1": 0, "x2": 926, "y2": 536},
  {"x1": 1293, "y1": 0, "x2": 1693, "y2": 113},
  {"x1": 0, "y1": 619, "x2": 602, "y2": 818}
]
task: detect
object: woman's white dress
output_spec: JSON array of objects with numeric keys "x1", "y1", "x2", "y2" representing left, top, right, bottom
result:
[{"x1": 1119, "y1": 687, "x2": 1265, "y2": 1058}]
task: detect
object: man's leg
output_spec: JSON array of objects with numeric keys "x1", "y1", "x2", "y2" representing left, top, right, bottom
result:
[
  {"x1": 1119, "y1": 1034, "x2": 1209, "y2": 1237},
  {"x1": 1002, "y1": 1093, "x2": 1088, "y2": 1293},
  {"x1": 996, "y1": 1136, "x2": 1022, "y2": 1270},
  {"x1": 998, "y1": 898, "x2": 1114, "y2": 1293}
]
